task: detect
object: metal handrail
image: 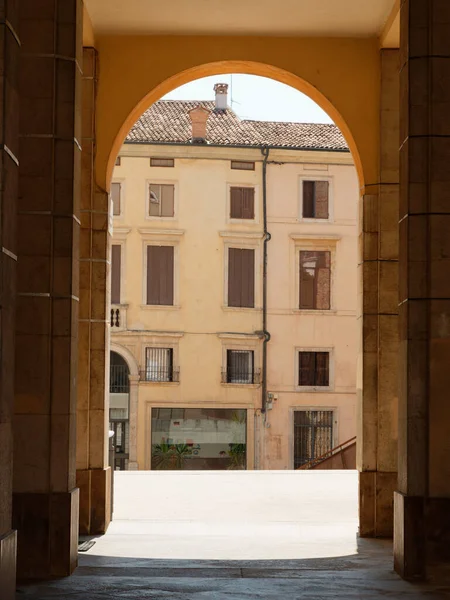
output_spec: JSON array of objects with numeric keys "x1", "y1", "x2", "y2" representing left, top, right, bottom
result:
[{"x1": 296, "y1": 436, "x2": 357, "y2": 470}]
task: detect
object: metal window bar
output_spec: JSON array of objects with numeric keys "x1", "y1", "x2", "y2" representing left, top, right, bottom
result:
[
  {"x1": 144, "y1": 347, "x2": 177, "y2": 382},
  {"x1": 293, "y1": 410, "x2": 333, "y2": 469},
  {"x1": 110, "y1": 364, "x2": 129, "y2": 393},
  {"x1": 224, "y1": 350, "x2": 258, "y2": 384}
]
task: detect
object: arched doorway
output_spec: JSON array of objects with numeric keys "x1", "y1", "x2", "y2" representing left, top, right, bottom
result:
[{"x1": 109, "y1": 351, "x2": 130, "y2": 471}]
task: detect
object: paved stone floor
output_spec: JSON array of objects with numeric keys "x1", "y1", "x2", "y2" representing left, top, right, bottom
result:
[{"x1": 16, "y1": 471, "x2": 450, "y2": 598}]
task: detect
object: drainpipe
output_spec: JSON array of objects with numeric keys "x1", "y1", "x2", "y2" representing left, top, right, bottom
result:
[{"x1": 261, "y1": 146, "x2": 271, "y2": 413}]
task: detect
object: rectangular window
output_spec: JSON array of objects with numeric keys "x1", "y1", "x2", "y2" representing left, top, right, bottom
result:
[
  {"x1": 111, "y1": 182, "x2": 121, "y2": 216},
  {"x1": 149, "y1": 183, "x2": 175, "y2": 217},
  {"x1": 111, "y1": 244, "x2": 121, "y2": 304},
  {"x1": 225, "y1": 350, "x2": 255, "y2": 384},
  {"x1": 293, "y1": 410, "x2": 334, "y2": 468},
  {"x1": 147, "y1": 245, "x2": 174, "y2": 306},
  {"x1": 230, "y1": 186, "x2": 255, "y2": 220},
  {"x1": 231, "y1": 160, "x2": 255, "y2": 171},
  {"x1": 228, "y1": 247, "x2": 255, "y2": 308},
  {"x1": 150, "y1": 157, "x2": 175, "y2": 168},
  {"x1": 298, "y1": 351, "x2": 330, "y2": 387},
  {"x1": 302, "y1": 180, "x2": 329, "y2": 219},
  {"x1": 299, "y1": 250, "x2": 331, "y2": 310},
  {"x1": 115, "y1": 156, "x2": 121, "y2": 166},
  {"x1": 151, "y1": 408, "x2": 247, "y2": 470},
  {"x1": 145, "y1": 347, "x2": 175, "y2": 382}
]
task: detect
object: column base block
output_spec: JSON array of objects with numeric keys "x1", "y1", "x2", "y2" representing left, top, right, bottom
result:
[
  {"x1": 393, "y1": 491, "x2": 425, "y2": 580},
  {"x1": 0, "y1": 530, "x2": 17, "y2": 600},
  {"x1": 12, "y1": 488, "x2": 79, "y2": 580},
  {"x1": 359, "y1": 470, "x2": 397, "y2": 537},
  {"x1": 76, "y1": 467, "x2": 111, "y2": 535}
]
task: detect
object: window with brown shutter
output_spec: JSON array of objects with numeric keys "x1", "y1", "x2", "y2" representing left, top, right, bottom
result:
[
  {"x1": 111, "y1": 245, "x2": 121, "y2": 304},
  {"x1": 299, "y1": 250, "x2": 331, "y2": 310},
  {"x1": 149, "y1": 184, "x2": 175, "y2": 217},
  {"x1": 228, "y1": 247, "x2": 255, "y2": 308},
  {"x1": 146, "y1": 245, "x2": 174, "y2": 306},
  {"x1": 302, "y1": 180, "x2": 329, "y2": 219},
  {"x1": 230, "y1": 187, "x2": 255, "y2": 220},
  {"x1": 231, "y1": 160, "x2": 255, "y2": 171},
  {"x1": 298, "y1": 351, "x2": 330, "y2": 386},
  {"x1": 111, "y1": 182, "x2": 121, "y2": 216}
]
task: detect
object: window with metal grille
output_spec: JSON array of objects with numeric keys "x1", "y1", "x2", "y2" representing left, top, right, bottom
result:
[
  {"x1": 298, "y1": 351, "x2": 330, "y2": 386},
  {"x1": 145, "y1": 347, "x2": 175, "y2": 382},
  {"x1": 146, "y1": 245, "x2": 174, "y2": 305},
  {"x1": 302, "y1": 180, "x2": 329, "y2": 219},
  {"x1": 149, "y1": 183, "x2": 175, "y2": 217},
  {"x1": 231, "y1": 160, "x2": 255, "y2": 171},
  {"x1": 230, "y1": 186, "x2": 255, "y2": 219},
  {"x1": 111, "y1": 182, "x2": 121, "y2": 216},
  {"x1": 299, "y1": 250, "x2": 331, "y2": 310},
  {"x1": 228, "y1": 247, "x2": 255, "y2": 308},
  {"x1": 225, "y1": 350, "x2": 254, "y2": 384},
  {"x1": 293, "y1": 410, "x2": 333, "y2": 468},
  {"x1": 150, "y1": 157, "x2": 174, "y2": 168}
]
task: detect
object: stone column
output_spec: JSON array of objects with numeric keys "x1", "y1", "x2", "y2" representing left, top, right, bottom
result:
[
  {"x1": 394, "y1": 0, "x2": 450, "y2": 580},
  {"x1": 76, "y1": 46, "x2": 111, "y2": 535},
  {"x1": 358, "y1": 49, "x2": 399, "y2": 538},
  {"x1": 12, "y1": 0, "x2": 82, "y2": 579},
  {"x1": 0, "y1": 2, "x2": 19, "y2": 598},
  {"x1": 128, "y1": 375, "x2": 139, "y2": 470}
]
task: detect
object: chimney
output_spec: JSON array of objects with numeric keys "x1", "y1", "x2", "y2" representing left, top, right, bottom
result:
[
  {"x1": 214, "y1": 83, "x2": 228, "y2": 111},
  {"x1": 189, "y1": 105, "x2": 211, "y2": 144}
]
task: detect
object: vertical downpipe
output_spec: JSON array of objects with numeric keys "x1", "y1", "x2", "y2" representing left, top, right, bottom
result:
[{"x1": 261, "y1": 146, "x2": 271, "y2": 414}]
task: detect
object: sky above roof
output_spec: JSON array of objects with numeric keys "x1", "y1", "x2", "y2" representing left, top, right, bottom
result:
[{"x1": 163, "y1": 74, "x2": 333, "y2": 125}]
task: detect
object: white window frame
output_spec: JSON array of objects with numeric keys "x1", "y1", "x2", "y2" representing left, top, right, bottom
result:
[
  {"x1": 139, "y1": 229, "x2": 184, "y2": 309},
  {"x1": 226, "y1": 183, "x2": 260, "y2": 224},
  {"x1": 289, "y1": 234, "x2": 340, "y2": 314},
  {"x1": 145, "y1": 179, "x2": 179, "y2": 222},
  {"x1": 298, "y1": 175, "x2": 334, "y2": 223},
  {"x1": 295, "y1": 346, "x2": 334, "y2": 392},
  {"x1": 220, "y1": 231, "x2": 263, "y2": 311},
  {"x1": 218, "y1": 333, "x2": 261, "y2": 388},
  {"x1": 111, "y1": 178, "x2": 126, "y2": 220}
]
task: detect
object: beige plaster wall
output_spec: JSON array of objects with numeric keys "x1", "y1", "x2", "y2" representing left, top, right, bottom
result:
[{"x1": 111, "y1": 143, "x2": 358, "y2": 470}]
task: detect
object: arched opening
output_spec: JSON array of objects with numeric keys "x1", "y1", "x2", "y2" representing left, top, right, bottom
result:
[{"x1": 109, "y1": 351, "x2": 130, "y2": 471}]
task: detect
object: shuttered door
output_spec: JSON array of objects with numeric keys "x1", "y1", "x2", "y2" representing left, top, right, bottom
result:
[
  {"x1": 299, "y1": 251, "x2": 330, "y2": 309},
  {"x1": 111, "y1": 245, "x2": 121, "y2": 304},
  {"x1": 314, "y1": 181, "x2": 329, "y2": 219},
  {"x1": 228, "y1": 248, "x2": 255, "y2": 308},
  {"x1": 302, "y1": 181, "x2": 315, "y2": 218},
  {"x1": 147, "y1": 245, "x2": 174, "y2": 305}
]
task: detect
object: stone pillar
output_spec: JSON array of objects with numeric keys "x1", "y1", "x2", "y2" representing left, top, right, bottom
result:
[
  {"x1": 394, "y1": 0, "x2": 450, "y2": 580},
  {"x1": 358, "y1": 49, "x2": 399, "y2": 538},
  {"x1": 0, "y1": 2, "x2": 19, "y2": 597},
  {"x1": 76, "y1": 46, "x2": 111, "y2": 535},
  {"x1": 13, "y1": 0, "x2": 82, "y2": 579},
  {"x1": 128, "y1": 375, "x2": 139, "y2": 470}
]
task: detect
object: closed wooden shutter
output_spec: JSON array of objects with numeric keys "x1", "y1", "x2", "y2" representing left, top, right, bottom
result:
[
  {"x1": 161, "y1": 185, "x2": 174, "y2": 217},
  {"x1": 147, "y1": 245, "x2": 174, "y2": 305},
  {"x1": 111, "y1": 182, "x2": 121, "y2": 216},
  {"x1": 315, "y1": 352, "x2": 330, "y2": 386},
  {"x1": 299, "y1": 352, "x2": 315, "y2": 386},
  {"x1": 299, "y1": 251, "x2": 316, "y2": 309},
  {"x1": 228, "y1": 248, "x2": 255, "y2": 308},
  {"x1": 314, "y1": 181, "x2": 329, "y2": 219},
  {"x1": 230, "y1": 187, "x2": 254, "y2": 219},
  {"x1": 111, "y1": 245, "x2": 121, "y2": 304},
  {"x1": 303, "y1": 181, "x2": 315, "y2": 218}
]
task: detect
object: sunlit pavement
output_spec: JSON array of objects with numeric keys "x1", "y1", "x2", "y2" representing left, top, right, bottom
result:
[{"x1": 17, "y1": 471, "x2": 450, "y2": 599}]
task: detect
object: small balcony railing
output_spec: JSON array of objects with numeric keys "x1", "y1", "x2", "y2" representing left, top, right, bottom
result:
[
  {"x1": 110, "y1": 364, "x2": 130, "y2": 393},
  {"x1": 140, "y1": 367, "x2": 180, "y2": 383},
  {"x1": 221, "y1": 369, "x2": 261, "y2": 385},
  {"x1": 110, "y1": 305, "x2": 127, "y2": 330}
]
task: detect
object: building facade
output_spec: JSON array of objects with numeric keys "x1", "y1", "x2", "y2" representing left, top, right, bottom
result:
[{"x1": 109, "y1": 87, "x2": 358, "y2": 471}]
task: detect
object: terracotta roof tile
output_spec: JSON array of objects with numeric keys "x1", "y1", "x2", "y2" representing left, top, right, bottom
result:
[{"x1": 126, "y1": 100, "x2": 349, "y2": 152}]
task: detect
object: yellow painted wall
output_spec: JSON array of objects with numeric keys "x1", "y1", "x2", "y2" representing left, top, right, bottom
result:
[
  {"x1": 111, "y1": 142, "x2": 357, "y2": 469},
  {"x1": 92, "y1": 35, "x2": 380, "y2": 191}
]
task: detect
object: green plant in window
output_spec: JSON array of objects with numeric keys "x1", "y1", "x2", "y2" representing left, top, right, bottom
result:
[
  {"x1": 152, "y1": 443, "x2": 175, "y2": 470},
  {"x1": 227, "y1": 443, "x2": 246, "y2": 470},
  {"x1": 172, "y1": 444, "x2": 193, "y2": 469}
]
